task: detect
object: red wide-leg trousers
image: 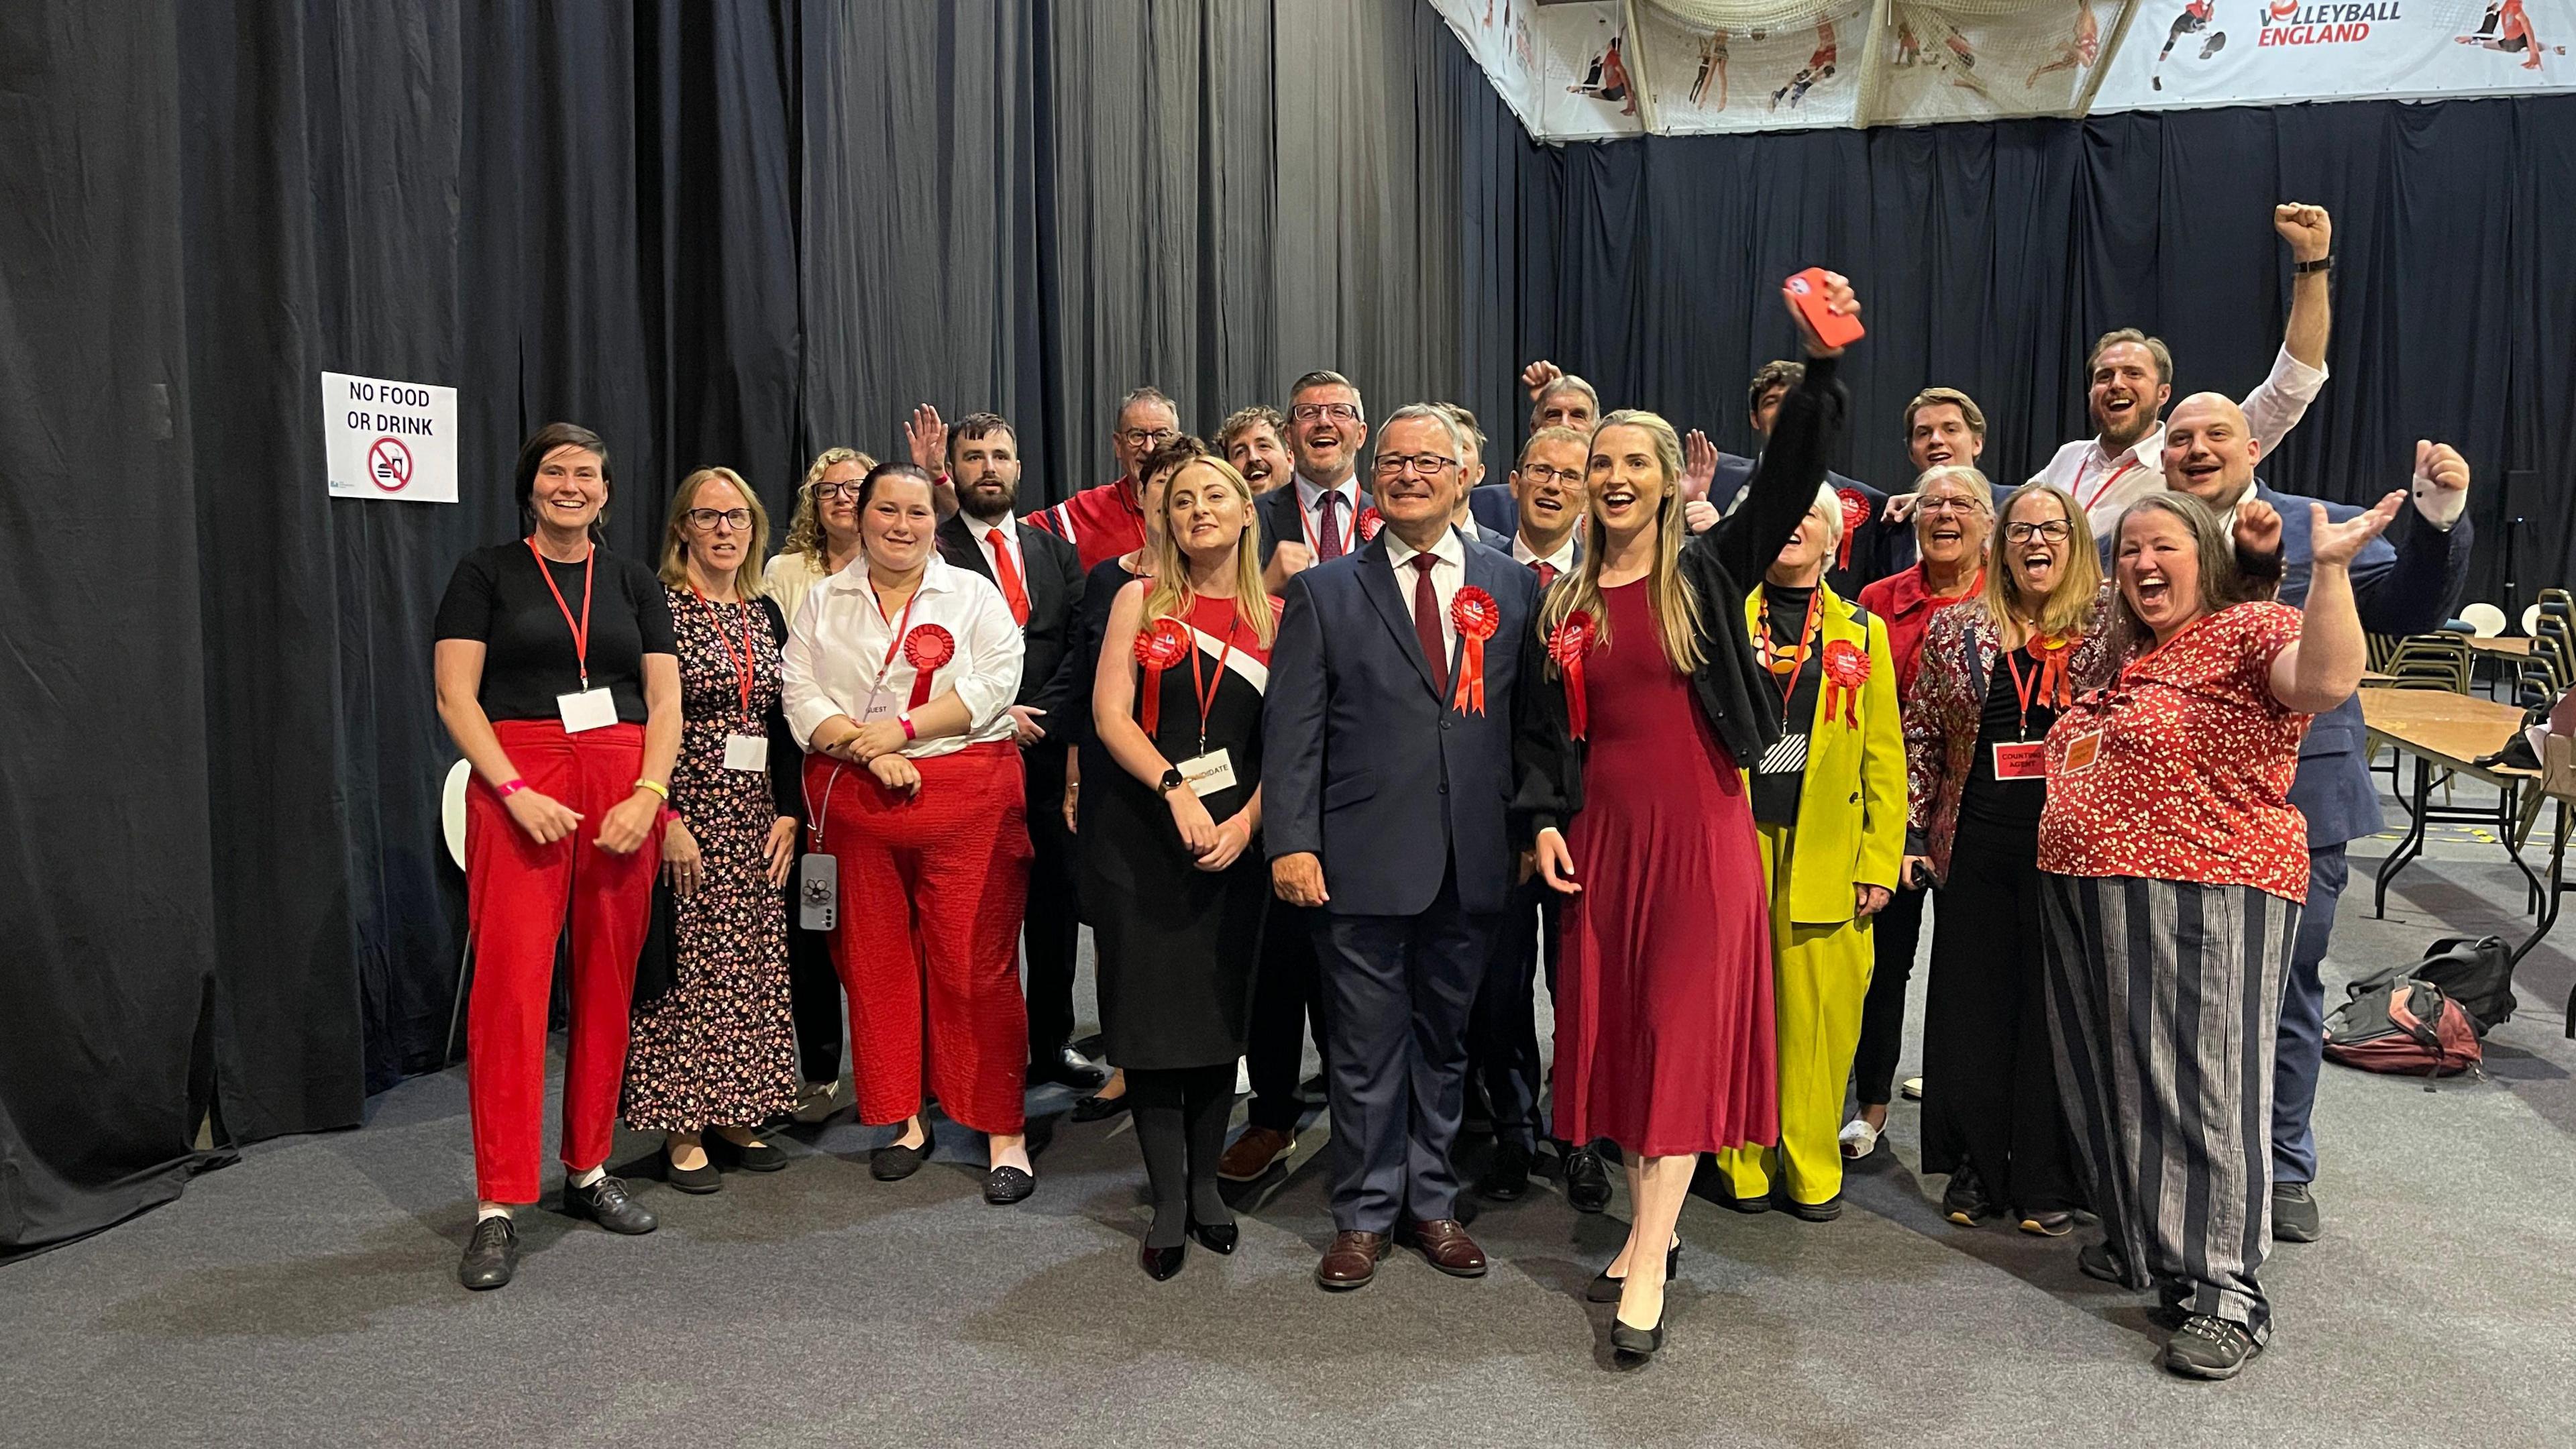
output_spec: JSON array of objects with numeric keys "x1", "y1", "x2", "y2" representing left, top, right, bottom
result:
[
  {"x1": 806, "y1": 743, "x2": 1032, "y2": 1134},
  {"x1": 464, "y1": 719, "x2": 660, "y2": 1203}
]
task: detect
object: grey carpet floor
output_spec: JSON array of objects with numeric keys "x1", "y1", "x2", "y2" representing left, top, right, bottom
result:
[{"x1": 6, "y1": 794, "x2": 2575, "y2": 1448}]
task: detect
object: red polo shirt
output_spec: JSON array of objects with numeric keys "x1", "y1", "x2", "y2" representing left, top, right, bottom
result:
[
  {"x1": 1025, "y1": 476, "x2": 1147, "y2": 572},
  {"x1": 1858, "y1": 563, "x2": 1983, "y2": 702}
]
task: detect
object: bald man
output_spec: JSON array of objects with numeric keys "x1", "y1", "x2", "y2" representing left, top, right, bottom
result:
[{"x1": 2147, "y1": 391, "x2": 2474, "y2": 1246}]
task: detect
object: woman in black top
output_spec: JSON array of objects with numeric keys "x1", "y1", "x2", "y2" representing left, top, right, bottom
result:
[{"x1": 432, "y1": 422, "x2": 680, "y2": 1292}]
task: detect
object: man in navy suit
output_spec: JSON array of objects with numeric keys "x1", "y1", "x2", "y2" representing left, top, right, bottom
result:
[
  {"x1": 2156, "y1": 392, "x2": 2475, "y2": 1244},
  {"x1": 1257, "y1": 370, "x2": 1373, "y2": 578},
  {"x1": 1265, "y1": 404, "x2": 1544, "y2": 1290},
  {"x1": 1711, "y1": 359, "x2": 1894, "y2": 594}
]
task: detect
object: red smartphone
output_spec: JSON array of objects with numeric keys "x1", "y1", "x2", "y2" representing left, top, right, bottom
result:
[{"x1": 1786, "y1": 266, "x2": 1864, "y2": 349}]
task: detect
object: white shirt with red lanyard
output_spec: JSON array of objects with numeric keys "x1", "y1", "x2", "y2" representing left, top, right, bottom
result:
[
  {"x1": 2027, "y1": 343, "x2": 2328, "y2": 535},
  {"x1": 781, "y1": 554, "x2": 1024, "y2": 759}
]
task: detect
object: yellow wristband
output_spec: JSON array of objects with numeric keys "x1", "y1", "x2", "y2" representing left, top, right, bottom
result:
[{"x1": 633, "y1": 779, "x2": 669, "y2": 802}]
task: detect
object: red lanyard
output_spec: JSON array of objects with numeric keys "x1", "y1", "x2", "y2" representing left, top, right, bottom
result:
[
  {"x1": 2074, "y1": 454, "x2": 2142, "y2": 513},
  {"x1": 867, "y1": 582, "x2": 920, "y2": 688},
  {"x1": 1299, "y1": 487, "x2": 1347, "y2": 554},
  {"x1": 692, "y1": 584, "x2": 759, "y2": 727},
  {"x1": 1185, "y1": 611, "x2": 1240, "y2": 755},
  {"x1": 2002, "y1": 645, "x2": 2061, "y2": 741},
  {"x1": 525, "y1": 537, "x2": 596, "y2": 691},
  {"x1": 1757, "y1": 588, "x2": 1823, "y2": 727}
]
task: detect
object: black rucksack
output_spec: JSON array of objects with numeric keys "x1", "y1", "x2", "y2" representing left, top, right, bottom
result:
[{"x1": 2346, "y1": 935, "x2": 2519, "y2": 1035}]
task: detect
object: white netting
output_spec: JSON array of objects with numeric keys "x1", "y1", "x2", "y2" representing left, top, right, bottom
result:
[{"x1": 1857, "y1": 1, "x2": 2134, "y2": 124}]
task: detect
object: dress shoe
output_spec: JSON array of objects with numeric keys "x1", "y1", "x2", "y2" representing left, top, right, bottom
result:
[
  {"x1": 1188, "y1": 1217, "x2": 1239, "y2": 1254},
  {"x1": 1585, "y1": 1238, "x2": 1680, "y2": 1303},
  {"x1": 708, "y1": 1132, "x2": 789, "y2": 1173},
  {"x1": 1407, "y1": 1218, "x2": 1489, "y2": 1277},
  {"x1": 790, "y1": 1077, "x2": 849, "y2": 1126},
  {"x1": 1609, "y1": 1303, "x2": 1668, "y2": 1368},
  {"x1": 983, "y1": 1165, "x2": 1036, "y2": 1205},
  {"x1": 1782, "y1": 1193, "x2": 1843, "y2": 1223},
  {"x1": 1069, "y1": 1089, "x2": 1130, "y2": 1123},
  {"x1": 1139, "y1": 1241, "x2": 1187, "y2": 1281},
  {"x1": 458, "y1": 1216, "x2": 518, "y2": 1290},
  {"x1": 1314, "y1": 1230, "x2": 1391, "y2": 1290},
  {"x1": 1561, "y1": 1144, "x2": 1613, "y2": 1214},
  {"x1": 1217, "y1": 1125, "x2": 1295, "y2": 1181},
  {"x1": 1030, "y1": 1046, "x2": 1108, "y2": 1091},
  {"x1": 1477, "y1": 1142, "x2": 1533, "y2": 1202},
  {"x1": 870, "y1": 1121, "x2": 935, "y2": 1181},
  {"x1": 2271, "y1": 1181, "x2": 2321, "y2": 1242},
  {"x1": 562, "y1": 1174, "x2": 657, "y2": 1234},
  {"x1": 664, "y1": 1146, "x2": 723, "y2": 1195}
]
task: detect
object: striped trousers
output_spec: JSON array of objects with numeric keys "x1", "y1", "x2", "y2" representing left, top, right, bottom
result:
[{"x1": 2039, "y1": 872, "x2": 2300, "y2": 1342}]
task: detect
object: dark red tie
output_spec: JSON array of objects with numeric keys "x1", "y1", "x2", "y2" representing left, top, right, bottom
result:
[
  {"x1": 1411, "y1": 553, "x2": 1448, "y2": 697},
  {"x1": 1534, "y1": 560, "x2": 1558, "y2": 588},
  {"x1": 1317, "y1": 491, "x2": 1345, "y2": 561}
]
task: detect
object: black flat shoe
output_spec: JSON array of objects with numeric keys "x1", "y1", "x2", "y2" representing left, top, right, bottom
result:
[
  {"x1": 1585, "y1": 1239, "x2": 1681, "y2": 1304},
  {"x1": 458, "y1": 1216, "x2": 518, "y2": 1290},
  {"x1": 562, "y1": 1174, "x2": 657, "y2": 1234},
  {"x1": 708, "y1": 1133, "x2": 789, "y2": 1173},
  {"x1": 1723, "y1": 1192, "x2": 1773, "y2": 1215},
  {"x1": 1188, "y1": 1217, "x2": 1239, "y2": 1254},
  {"x1": 1069, "y1": 1090, "x2": 1130, "y2": 1123},
  {"x1": 1610, "y1": 1305, "x2": 1668, "y2": 1368},
  {"x1": 664, "y1": 1149, "x2": 723, "y2": 1195},
  {"x1": 870, "y1": 1120, "x2": 934, "y2": 1182},
  {"x1": 1140, "y1": 1241, "x2": 1187, "y2": 1281},
  {"x1": 1477, "y1": 1143, "x2": 1533, "y2": 1202},
  {"x1": 1782, "y1": 1193, "x2": 1843, "y2": 1223},
  {"x1": 984, "y1": 1165, "x2": 1036, "y2": 1205}
]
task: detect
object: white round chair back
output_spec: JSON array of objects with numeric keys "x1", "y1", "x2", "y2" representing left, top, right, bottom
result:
[
  {"x1": 2525, "y1": 604, "x2": 2544, "y2": 637},
  {"x1": 2459, "y1": 602, "x2": 2507, "y2": 639},
  {"x1": 442, "y1": 759, "x2": 470, "y2": 870}
]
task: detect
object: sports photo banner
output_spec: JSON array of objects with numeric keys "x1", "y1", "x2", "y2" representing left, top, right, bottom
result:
[{"x1": 2091, "y1": 0, "x2": 2570, "y2": 111}]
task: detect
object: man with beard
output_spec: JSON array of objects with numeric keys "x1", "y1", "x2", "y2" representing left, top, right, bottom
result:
[
  {"x1": 2032, "y1": 204, "x2": 2334, "y2": 535},
  {"x1": 1220, "y1": 405, "x2": 1293, "y2": 495},
  {"x1": 2156, "y1": 394, "x2": 2473, "y2": 1246},
  {"x1": 935, "y1": 412, "x2": 1099, "y2": 1092},
  {"x1": 1712, "y1": 359, "x2": 1894, "y2": 594},
  {"x1": 1255, "y1": 370, "x2": 1374, "y2": 578},
  {"x1": 1028, "y1": 386, "x2": 1182, "y2": 570}
]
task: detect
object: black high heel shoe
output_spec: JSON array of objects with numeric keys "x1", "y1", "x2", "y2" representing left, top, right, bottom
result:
[
  {"x1": 1140, "y1": 1240, "x2": 1187, "y2": 1281},
  {"x1": 1187, "y1": 1217, "x2": 1239, "y2": 1254},
  {"x1": 1584, "y1": 1238, "x2": 1681, "y2": 1304},
  {"x1": 1610, "y1": 1304, "x2": 1668, "y2": 1368}
]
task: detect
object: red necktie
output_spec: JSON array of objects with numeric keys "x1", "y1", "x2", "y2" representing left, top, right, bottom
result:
[
  {"x1": 1411, "y1": 553, "x2": 1449, "y2": 697},
  {"x1": 1317, "y1": 492, "x2": 1345, "y2": 561},
  {"x1": 987, "y1": 528, "x2": 1031, "y2": 626},
  {"x1": 1534, "y1": 560, "x2": 1558, "y2": 588}
]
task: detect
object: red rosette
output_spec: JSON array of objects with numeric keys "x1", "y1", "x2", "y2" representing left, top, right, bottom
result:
[
  {"x1": 1355, "y1": 506, "x2": 1384, "y2": 542},
  {"x1": 1132, "y1": 616, "x2": 1194, "y2": 735},
  {"x1": 1835, "y1": 487, "x2": 1871, "y2": 572},
  {"x1": 1448, "y1": 586, "x2": 1500, "y2": 714},
  {"x1": 902, "y1": 624, "x2": 955, "y2": 708},
  {"x1": 1821, "y1": 636, "x2": 1871, "y2": 728},
  {"x1": 1546, "y1": 610, "x2": 1597, "y2": 740}
]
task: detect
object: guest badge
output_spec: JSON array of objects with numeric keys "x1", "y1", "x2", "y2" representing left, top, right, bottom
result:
[
  {"x1": 1177, "y1": 749, "x2": 1238, "y2": 797},
  {"x1": 557, "y1": 688, "x2": 619, "y2": 734},
  {"x1": 723, "y1": 733, "x2": 769, "y2": 771}
]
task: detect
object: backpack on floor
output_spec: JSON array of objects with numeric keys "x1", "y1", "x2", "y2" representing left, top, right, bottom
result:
[
  {"x1": 2322, "y1": 976, "x2": 2482, "y2": 1078},
  {"x1": 2402, "y1": 934, "x2": 2520, "y2": 1033}
]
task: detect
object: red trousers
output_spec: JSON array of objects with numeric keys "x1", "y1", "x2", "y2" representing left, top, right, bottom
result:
[
  {"x1": 806, "y1": 744, "x2": 1032, "y2": 1134},
  {"x1": 465, "y1": 719, "x2": 660, "y2": 1203}
]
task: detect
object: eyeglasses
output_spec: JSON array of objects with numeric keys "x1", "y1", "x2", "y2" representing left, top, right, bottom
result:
[
  {"x1": 687, "y1": 508, "x2": 753, "y2": 531},
  {"x1": 1119, "y1": 427, "x2": 1179, "y2": 449},
  {"x1": 1289, "y1": 402, "x2": 1362, "y2": 424},
  {"x1": 1517, "y1": 464, "x2": 1583, "y2": 487},
  {"x1": 1373, "y1": 453, "x2": 1456, "y2": 478},
  {"x1": 1917, "y1": 498, "x2": 1986, "y2": 517},
  {"x1": 2004, "y1": 520, "x2": 2074, "y2": 543},
  {"x1": 812, "y1": 482, "x2": 861, "y2": 502}
]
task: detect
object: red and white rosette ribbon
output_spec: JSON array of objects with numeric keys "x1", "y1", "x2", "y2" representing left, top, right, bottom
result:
[
  {"x1": 1450, "y1": 586, "x2": 1499, "y2": 715},
  {"x1": 1132, "y1": 616, "x2": 1193, "y2": 735},
  {"x1": 902, "y1": 624, "x2": 955, "y2": 709},
  {"x1": 1546, "y1": 611, "x2": 1597, "y2": 740},
  {"x1": 1355, "y1": 506, "x2": 1384, "y2": 542},
  {"x1": 1821, "y1": 637, "x2": 1871, "y2": 729},
  {"x1": 1835, "y1": 488, "x2": 1871, "y2": 572}
]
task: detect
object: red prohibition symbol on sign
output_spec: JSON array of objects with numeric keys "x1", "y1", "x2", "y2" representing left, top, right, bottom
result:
[{"x1": 368, "y1": 435, "x2": 413, "y2": 491}]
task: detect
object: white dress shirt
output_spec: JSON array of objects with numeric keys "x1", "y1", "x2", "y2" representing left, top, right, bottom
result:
[
  {"x1": 964, "y1": 515, "x2": 1028, "y2": 592},
  {"x1": 784, "y1": 554, "x2": 1023, "y2": 757},
  {"x1": 1382, "y1": 525, "x2": 1467, "y2": 657},
  {"x1": 1295, "y1": 474, "x2": 1364, "y2": 555},
  {"x1": 2029, "y1": 343, "x2": 2330, "y2": 533},
  {"x1": 1511, "y1": 531, "x2": 1578, "y2": 578}
]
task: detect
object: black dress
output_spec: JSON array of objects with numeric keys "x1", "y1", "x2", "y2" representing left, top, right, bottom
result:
[{"x1": 1081, "y1": 593, "x2": 1272, "y2": 1070}]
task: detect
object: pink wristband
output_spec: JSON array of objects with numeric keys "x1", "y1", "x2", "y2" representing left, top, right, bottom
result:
[
  {"x1": 496, "y1": 778, "x2": 527, "y2": 798},
  {"x1": 899, "y1": 713, "x2": 918, "y2": 741}
]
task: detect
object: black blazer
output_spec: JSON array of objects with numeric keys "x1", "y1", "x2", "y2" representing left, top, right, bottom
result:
[
  {"x1": 1514, "y1": 355, "x2": 1848, "y2": 839},
  {"x1": 1255, "y1": 480, "x2": 1374, "y2": 567},
  {"x1": 937, "y1": 511, "x2": 1086, "y2": 721}
]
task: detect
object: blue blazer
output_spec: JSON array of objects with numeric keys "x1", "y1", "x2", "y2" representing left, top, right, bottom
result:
[
  {"x1": 1256, "y1": 480, "x2": 1373, "y2": 568},
  {"x1": 1263, "y1": 533, "x2": 1544, "y2": 916},
  {"x1": 1467, "y1": 483, "x2": 1519, "y2": 539}
]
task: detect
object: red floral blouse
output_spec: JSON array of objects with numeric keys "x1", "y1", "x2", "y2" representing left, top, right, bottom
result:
[{"x1": 2037, "y1": 602, "x2": 2314, "y2": 902}]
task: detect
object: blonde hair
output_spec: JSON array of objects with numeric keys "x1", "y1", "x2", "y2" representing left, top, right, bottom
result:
[
  {"x1": 1540, "y1": 410, "x2": 1705, "y2": 676},
  {"x1": 659, "y1": 467, "x2": 771, "y2": 596},
  {"x1": 780, "y1": 446, "x2": 879, "y2": 567},
  {"x1": 1141, "y1": 456, "x2": 1277, "y2": 648},
  {"x1": 1982, "y1": 482, "x2": 2101, "y2": 648}
]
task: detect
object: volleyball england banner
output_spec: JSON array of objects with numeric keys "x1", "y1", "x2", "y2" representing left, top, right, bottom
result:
[{"x1": 2092, "y1": 0, "x2": 2571, "y2": 112}]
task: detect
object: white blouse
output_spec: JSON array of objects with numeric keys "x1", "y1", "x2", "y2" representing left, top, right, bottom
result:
[{"x1": 784, "y1": 554, "x2": 1023, "y2": 758}]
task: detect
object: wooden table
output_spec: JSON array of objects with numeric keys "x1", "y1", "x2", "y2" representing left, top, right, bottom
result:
[
  {"x1": 2363, "y1": 689, "x2": 2538, "y2": 921},
  {"x1": 2359, "y1": 669, "x2": 2396, "y2": 686},
  {"x1": 2466, "y1": 635, "x2": 2534, "y2": 658}
]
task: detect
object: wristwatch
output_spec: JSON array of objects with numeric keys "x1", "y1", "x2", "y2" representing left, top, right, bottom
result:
[
  {"x1": 2293, "y1": 255, "x2": 2333, "y2": 276},
  {"x1": 1157, "y1": 767, "x2": 1186, "y2": 796}
]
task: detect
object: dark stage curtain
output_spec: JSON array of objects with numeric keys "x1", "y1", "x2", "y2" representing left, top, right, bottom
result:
[{"x1": 1515, "y1": 95, "x2": 2576, "y2": 606}]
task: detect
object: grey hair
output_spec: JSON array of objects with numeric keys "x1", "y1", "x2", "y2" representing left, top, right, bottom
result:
[
  {"x1": 1531, "y1": 374, "x2": 1600, "y2": 428},
  {"x1": 1912, "y1": 464, "x2": 1994, "y2": 509},
  {"x1": 1379, "y1": 402, "x2": 1468, "y2": 464},
  {"x1": 1810, "y1": 482, "x2": 1845, "y2": 551}
]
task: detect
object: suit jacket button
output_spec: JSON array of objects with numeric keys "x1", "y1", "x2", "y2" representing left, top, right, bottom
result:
[{"x1": 1438, "y1": 782, "x2": 1448, "y2": 794}]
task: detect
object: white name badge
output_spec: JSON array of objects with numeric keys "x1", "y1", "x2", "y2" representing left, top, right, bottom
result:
[
  {"x1": 857, "y1": 688, "x2": 899, "y2": 725},
  {"x1": 557, "y1": 688, "x2": 619, "y2": 734},
  {"x1": 723, "y1": 733, "x2": 769, "y2": 771},
  {"x1": 1178, "y1": 749, "x2": 1238, "y2": 797}
]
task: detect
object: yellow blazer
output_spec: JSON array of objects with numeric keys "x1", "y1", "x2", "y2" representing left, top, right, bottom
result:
[{"x1": 1743, "y1": 583, "x2": 1908, "y2": 926}]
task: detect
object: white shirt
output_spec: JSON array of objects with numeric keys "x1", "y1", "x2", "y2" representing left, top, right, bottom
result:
[
  {"x1": 1295, "y1": 474, "x2": 1364, "y2": 555},
  {"x1": 763, "y1": 550, "x2": 835, "y2": 633},
  {"x1": 963, "y1": 515, "x2": 1028, "y2": 594},
  {"x1": 1511, "y1": 531, "x2": 1578, "y2": 578},
  {"x1": 1382, "y1": 525, "x2": 1466, "y2": 658},
  {"x1": 784, "y1": 554, "x2": 1023, "y2": 757},
  {"x1": 2029, "y1": 343, "x2": 2330, "y2": 533}
]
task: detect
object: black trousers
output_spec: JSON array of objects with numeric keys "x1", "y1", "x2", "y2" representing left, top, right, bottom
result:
[
  {"x1": 788, "y1": 920, "x2": 843, "y2": 1085},
  {"x1": 1022, "y1": 741, "x2": 1082, "y2": 1059},
  {"x1": 1850, "y1": 877, "x2": 1929, "y2": 1106},
  {"x1": 1921, "y1": 814, "x2": 2077, "y2": 1212},
  {"x1": 1466, "y1": 877, "x2": 1557, "y2": 1153},
  {"x1": 1245, "y1": 899, "x2": 1326, "y2": 1132}
]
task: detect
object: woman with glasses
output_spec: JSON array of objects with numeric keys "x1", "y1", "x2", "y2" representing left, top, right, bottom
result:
[
  {"x1": 1839, "y1": 466, "x2": 1993, "y2": 1161},
  {"x1": 622, "y1": 469, "x2": 804, "y2": 1193}
]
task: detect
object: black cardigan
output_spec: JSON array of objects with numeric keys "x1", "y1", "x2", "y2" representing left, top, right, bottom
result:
[{"x1": 1512, "y1": 354, "x2": 1847, "y2": 842}]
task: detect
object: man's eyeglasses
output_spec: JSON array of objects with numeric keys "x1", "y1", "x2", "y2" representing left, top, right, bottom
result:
[
  {"x1": 1119, "y1": 428, "x2": 1179, "y2": 449},
  {"x1": 1517, "y1": 464, "x2": 1583, "y2": 487},
  {"x1": 687, "y1": 508, "x2": 753, "y2": 531},
  {"x1": 2004, "y1": 520, "x2": 2074, "y2": 543},
  {"x1": 1290, "y1": 402, "x2": 1362, "y2": 425},
  {"x1": 812, "y1": 482, "x2": 862, "y2": 502},
  {"x1": 1373, "y1": 453, "x2": 1456, "y2": 478}
]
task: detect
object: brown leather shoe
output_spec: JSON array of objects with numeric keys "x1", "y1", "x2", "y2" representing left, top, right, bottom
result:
[
  {"x1": 1407, "y1": 1218, "x2": 1489, "y2": 1277},
  {"x1": 1217, "y1": 1126, "x2": 1297, "y2": 1182},
  {"x1": 1314, "y1": 1230, "x2": 1391, "y2": 1290}
]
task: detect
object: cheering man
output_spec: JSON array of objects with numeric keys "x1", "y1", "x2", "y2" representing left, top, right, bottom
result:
[{"x1": 1027, "y1": 386, "x2": 1182, "y2": 570}]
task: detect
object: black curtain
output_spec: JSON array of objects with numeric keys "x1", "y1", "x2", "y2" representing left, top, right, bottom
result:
[{"x1": 1517, "y1": 95, "x2": 2576, "y2": 608}]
